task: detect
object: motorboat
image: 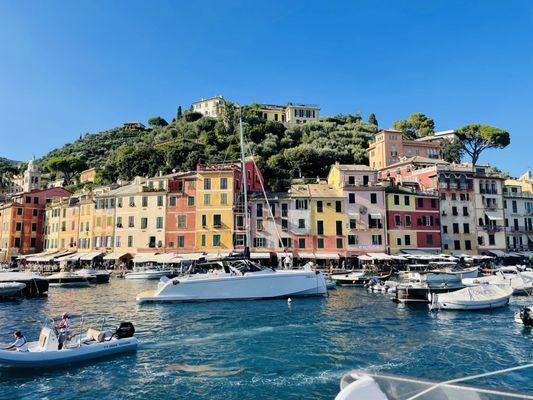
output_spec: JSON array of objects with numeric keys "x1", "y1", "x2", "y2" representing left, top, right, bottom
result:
[
  {"x1": 0, "y1": 272, "x2": 48, "y2": 297},
  {"x1": 515, "y1": 306, "x2": 533, "y2": 327},
  {"x1": 331, "y1": 270, "x2": 393, "y2": 286},
  {"x1": 430, "y1": 284, "x2": 513, "y2": 311},
  {"x1": 0, "y1": 282, "x2": 26, "y2": 298},
  {"x1": 75, "y1": 269, "x2": 111, "y2": 284},
  {"x1": 136, "y1": 259, "x2": 327, "y2": 303},
  {"x1": 125, "y1": 266, "x2": 173, "y2": 280},
  {"x1": 0, "y1": 322, "x2": 138, "y2": 368},
  {"x1": 462, "y1": 267, "x2": 533, "y2": 295},
  {"x1": 47, "y1": 272, "x2": 92, "y2": 288},
  {"x1": 336, "y1": 370, "x2": 532, "y2": 400},
  {"x1": 367, "y1": 280, "x2": 398, "y2": 294},
  {"x1": 394, "y1": 281, "x2": 465, "y2": 303}
]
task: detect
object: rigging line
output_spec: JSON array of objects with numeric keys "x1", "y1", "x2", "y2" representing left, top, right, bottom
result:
[
  {"x1": 406, "y1": 362, "x2": 533, "y2": 400},
  {"x1": 245, "y1": 140, "x2": 286, "y2": 255}
]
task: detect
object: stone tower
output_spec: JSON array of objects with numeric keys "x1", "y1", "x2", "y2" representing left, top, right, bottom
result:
[{"x1": 23, "y1": 157, "x2": 41, "y2": 192}]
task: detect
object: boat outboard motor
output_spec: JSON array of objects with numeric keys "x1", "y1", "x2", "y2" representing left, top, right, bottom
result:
[
  {"x1": 521, "y1": 307, "x2": 533, "y2": 327},
  {"x1": 115, "y1": 322, "x2": 135, "y2": 339}
]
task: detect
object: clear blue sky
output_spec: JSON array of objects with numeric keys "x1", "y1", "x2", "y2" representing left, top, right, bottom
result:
[{"x1": 1, "y1": 0, "x2": 532, "y2": 176}]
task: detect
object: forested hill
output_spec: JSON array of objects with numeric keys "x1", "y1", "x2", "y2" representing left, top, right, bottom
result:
[{"x1": 39, "y1": 104, "x2": 380, "y2": 190}]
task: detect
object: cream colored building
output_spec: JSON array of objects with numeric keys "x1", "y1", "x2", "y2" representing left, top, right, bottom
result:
[
  {"x1": 257, "y1": 102, "x2": 320, "y2": 125},
  {"x1": 504, "y1": 171, "x2": 533, "y2": 251},
  {"x1": 191, "y1": 96, "x2": 225, "y2": 117}
]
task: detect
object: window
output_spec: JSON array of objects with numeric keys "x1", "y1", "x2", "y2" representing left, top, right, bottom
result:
[
  {"x1": 336, "y1": 238, "x2": 343, "y2": 249},
  {"x1": 417, "y1": 198, "x2": 424, "y2": 208},
  {"x1": 463, "y1": 206, "x2": 469, "y2": 216},
  {"x1": 177, "y1": 215, "x2": 186, "y2": 228},
  {"x1": 441, "y1": 193, "x2": 446, "y2": 200},
  {"x1": 282, "y1": 203, "x2": 288, "y2": 217},
  {"x1": 349, "y1": 219, "x2": 357, "y2": 229},
  {"x1": 443, "y1": 225, "x2": 448, "y2": 234},
  {"x1": 454, "y1": 240, "x2": 461, "y2": 250},
  {"x1": 26, "y1": 196, "x2": 31, "y2": 203},
  {"x1": 201, "y1": 234, "x2": 206, "y2": 247},
  {"x1": 128, "y1": 216, "x2": 135, "y2": 228},
  {"x1": 394, "y1": 215, "x2": 401, "y2": 226},
  {"x1": 317, "y1": 238, "x2": 324, "y2": 248},
  {"x1": 236, "y1": 215, "x2": 244, "y2": 229},
  {"x1": 363, "y1": 176, "x2": 369, "y2": 186},
  {"x1": 348, "y1": 235, "x2": 358, "y2": 245},
  {"x1": 405, "y1": 215, "x2": 411, "y2": 226},
  {"x1": 394, "y1": 195, "x2": 400, "y2": 205},
  {"x1": 295, "y1": 199, "x2": 308, "y2": 210},
  {"x1": 204, "y1": 178, "x2": 211, "y2": 190},
  {"x1": 349, "y1": 193, "x2": 355, "y2": 204},
  {"x1": 256, "y1": 219, "x2": 263, "y2": 231},
  {"x1": 452, "y1": 206, "x2": 458, "y2": 216},
  {"x1": 202, "y1": 215, "x2": 207, "y2": 227},
  {"x1": 317, "y1": 221, "x2": 324, "y2": 235},
  {"x1": 396, "y1": 238, "x2": 402, "y2": 246},
  {"x1": 142, "y1": 196, "x2": 148, "y2": 207},
  {"x1": 298, "y1": 238, "x2": 306, "y2": 248},
  {"x1": 370, "y1": 193, "x2": 377, "y2": 204},
  {"x1": 157, "y1": 196, "x2": 163, "y2": 207},
  {"x1": 282, "y1": 238, "x2": 292, "y2": 248},
  {"x1": 282, "y1": 219, "x2": 288, "y2": 231},
  {"x1": 213, "y1": 214, "x2": 222, "y2": 227},
  {"x1": 512, "y1": 201, "x2": 518, "y2": 213},
  {"x1": 156, "y1": 217, "x2": 163, "y2": 229},
  {"x1": 404, "y1": 196, "x2": 410, "y2": 206},
  {"x1": 430, "y1": 199, "x2": 436, "y2": 209},
  {"x1": 427, "y1": 234, "x2": 433, "y2": 245},
  {"x1": 335, "y1": 201, "x2": 342, "y2": 212},
  {"x1": 141, "y1": 217, "x2": 148, "y2": 229},
  {"x1": 31, "y1": 223, "x2": 37, "y2": 232},
  {"x1": 169, "y1": 197, "x2": 176, "y2": 207},
  {"x1": 451, "y1": 193, "x2": 456, "y2": 201},
  {"x1": 298, "y1": 219, "x2": 305, "y2": 229},
  {"x1": 372, "y1": 235, "x2": 382, "y2": 245},
  {"x1": 336, "y1": 221, "x2": 343, "y2": 235},
  {"x1": 148, "y1": 236, "x2": 156, "y2": 248},
  {"x1": 17, "y1": 208, "x2": 22, "y2": 215},
  {"x1": 453, "y1": 223, "x2": 459, "y2": 234},
  {"x1": 203, "y1": 194, "x2": 211, "y2": 205},
  {"x1": 115, "y1": 236, "x2": 121, "y2": 247},
  {"x1": 317, "y1": 201, "x2": 323, "y2": 212},
  {"x1": 220, "y1": 193, "x2": 228, "y2": 205},
  {"x1": 14, "y1": 237, "x2": 21, "y2": 247},
  {"x1": 405, "y1": 235, "x2": 411, "y2": 245},
  {"x1": 463, "y1": 223, "x2": 470, "y2": 234},
  {"x1": 220, "y1": 177, "x2": 228, "y2": 189},
  {"x1": 213, "y1": 235, "x2": 221, "y2": 246},
  {"x1": 257, "y1": 204, "x2": 263, "y2": 218},
  {"x1": 489, "y1": 234, "x2": 495, "y2": 246},
  {"x1": 32, "y1": 209, "x2": 38, "y2": 217},
  {"x1": 465, "y1": 240, "x2": 472, "y2": 250},
  {"x1": 188, "y1": 181, "x2": 194, "y2": 190},
  {"x1": 188, "y1": 197, "x2": 195, "y2": 206},
  {"x1": 348, "y1": 176, "x2": 355, "y2": 185},
  {"x1": 129, "y1": 196, "x2": 135, "y2": 207},
  {"x1": 127, "y1": 236, "x2": 133, "y2": 247}
]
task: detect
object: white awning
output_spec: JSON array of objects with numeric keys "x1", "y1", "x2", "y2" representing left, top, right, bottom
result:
[
  {"x1": 507, "y1": 252, "x2": 523, "y2": 257},
  {"x1": 250, "y1": 252, "x2": 271, "y2": 259},
  {"x1": 27, "y1": 254, "x2": 57, "y2": 263},
  {"x1": 133, "y1": 253, "x2": 159, "y2": 263},
  {"x1": 175, "y1": 253, "x2": 205, "y2": 261},
  {"x1": 67, "y1": 252, "x2": 87, "y2": 261},
  {"x1": 103, "y1": 252, "x2": 130, "y2": 260},
  {"x1": 369, "y1": 213, "x2": 382, "y2": 219},
  {"x1": 367, "y1": 252, "x2": 393, "y2": 260},
  {"x1": 518, "y1": 251, "x2": 533, "y2": 257},
  {"x1": 296, "y1": 252, "x2": 315, "y2": 259},
  {"x1": 80, "y1": 252, "x2": 105, "y2": 261},
  {"x1": 485, "y1": 211, "x2": 504, "y2": 221},
  {"x1": 205, "y1": 251, "x2": 231, "y2": 260},
  {"x1": 154, "y1": 253, "x2": 182, "y2": 263},
  {"x1": 315, "y1": 253, "x2": 340, "y2": 260},
  {"x1": 358, "y1": 255, "x2": 373, "y2": 261},
  {"x1": 276, "y1": 252, "x2": 293, "y2": 259},
  {"x1": 488, "y1": 250, "x2": 507, "y2": 257},
  {"x1": 55, "y1": 253, "x2": 76, "y2": 261},
  {"x1": 391, "y1": 255, "x2": 408, "y2": 260}
]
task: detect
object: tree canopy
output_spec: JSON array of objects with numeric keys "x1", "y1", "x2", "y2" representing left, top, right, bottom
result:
[
  {"x1": 393, "y1": 113, "x2": 435, "y2": 140},
  {"x1": 47, "y1": 156, "x2": 87, "y2": 183},
  {"x1": 148, "y1": 116, "x2": 169, "y2": 127},
  {"x1": 455, "y1": 124, "x2": 510, "y2": 165}
]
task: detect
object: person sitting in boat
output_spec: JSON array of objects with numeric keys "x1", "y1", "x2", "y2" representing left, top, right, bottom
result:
[
  {"x1": 4, "y1": 331, "x2": 28, "y2": 352},
  {"x1": 54, "y1": 313, "x2": 71, "y2": 350}
]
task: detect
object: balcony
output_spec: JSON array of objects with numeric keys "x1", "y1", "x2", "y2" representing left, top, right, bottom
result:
[
  {"x1": 509, "y1": 226, "x2": 532, "y2": 233},
  {"x1": 483, "y1": 225, "x2": 503, "y2": 233},
  {"x1": 449, "y1": 183, "x2": 458, "y2": 189}
]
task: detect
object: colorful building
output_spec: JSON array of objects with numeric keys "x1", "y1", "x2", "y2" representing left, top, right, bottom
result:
[
  {"x1": 503, "y1": 173, "x2": 533, "y2": 251},
  {"x1": 92, "y1": 186, "x2": 117, "y2": 252},
  {"x1": 257, "y1": 102, "x2": 320, "y2": 125},
  {"x1": 166, "y1": 172, "x2": 197, "y2": 252},
  {"x1": 368, "y1": 129, "x2": 441, "y2": 170},
  {"x1": 77, "y1": 193, "x2": 95, "y2": 251},
  {"x1": 327, "y1": 163, "x2": 387, "y2": 261},
  {"x1": 191, "y1": 95, "x2": 225, "y2": 117},
  {"x1": 386, "y1": 186, "x2": 441, "y2": 254}
]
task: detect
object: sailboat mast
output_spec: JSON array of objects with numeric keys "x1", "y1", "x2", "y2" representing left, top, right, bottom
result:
[{"x1": 239, "y1": 117, "x2": 250, "y2": 256}]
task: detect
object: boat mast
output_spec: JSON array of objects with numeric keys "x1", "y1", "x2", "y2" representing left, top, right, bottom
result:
[{"x1": 239, "y1": 116, "x2": 250, "y2": 258}]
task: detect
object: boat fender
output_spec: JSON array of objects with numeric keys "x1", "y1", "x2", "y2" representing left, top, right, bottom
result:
[{"x1": 172, "y1": 279, "x2": 180, "y2": 285}]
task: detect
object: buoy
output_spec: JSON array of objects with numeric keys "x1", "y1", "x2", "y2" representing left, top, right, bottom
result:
[{"x1": 287, "y1": 298, "x2": 292, "y2": 304}]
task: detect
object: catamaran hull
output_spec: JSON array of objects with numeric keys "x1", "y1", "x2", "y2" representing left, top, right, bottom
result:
[
  {"x1": 137, "y1": 271, "x2": 327, "y2": 303},
  {"x1": 0, "y1": 338, "x2": 139, "y2": 368}
]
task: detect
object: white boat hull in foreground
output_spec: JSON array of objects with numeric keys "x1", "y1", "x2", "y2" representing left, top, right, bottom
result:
[
  {"x1": 431, "y1": 284, "x2": 513, "y2": 310},
  {"x1": 137, "y1": 269, "x2": 327, "y2": 303},
  {"x1": 125, "y1": 270, "x2": 172, "y2": 280}
]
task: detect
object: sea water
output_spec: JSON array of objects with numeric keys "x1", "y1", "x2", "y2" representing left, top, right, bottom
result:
[{"x1": 0, "y1": 279, "x2": 532, "y2": 399}]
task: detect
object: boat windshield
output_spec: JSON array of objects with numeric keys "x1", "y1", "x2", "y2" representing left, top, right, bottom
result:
[{"x1": 231, "y1": 260, "x2": 267, "y2": 274}]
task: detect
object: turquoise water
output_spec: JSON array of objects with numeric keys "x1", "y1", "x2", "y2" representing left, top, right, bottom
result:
[{"x1": 0, "y1": 280, "x2": 532, "y2": 399}]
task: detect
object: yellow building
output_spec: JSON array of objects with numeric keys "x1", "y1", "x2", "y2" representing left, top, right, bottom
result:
[
  {"x1": 78, "y1": 193, "x2": 95, "y2": 251},
  {"x1": 80, "y1": 167, "x2": 97, "y2": 184},
  {"x1": 92, "y1": 186, "x2": 116, "y2": 251},
  {"x1": 191, "y1": 95, "x2": 225, "y2": 117},
  {"x1": 368, "y1": 129, "x2": 441, "y2": 170},
  {"x1": 257, "y1": 102, "x2": 320, "y2": 125},
  {"x1": 43, "y1": 197, "x2": 69, "y2": 252},
  {"x1": 195, "y1": 164, "x2": 239, "y2": 254}
]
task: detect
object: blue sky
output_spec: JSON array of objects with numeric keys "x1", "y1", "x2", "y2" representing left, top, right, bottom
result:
[{"x1": 1, "y1": 0, "x2": 532, "y2": 176}]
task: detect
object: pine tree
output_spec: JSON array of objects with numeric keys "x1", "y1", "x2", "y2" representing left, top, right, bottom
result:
[
  {"x1": 177, "y1": 106, "x2": 182, "y2": 120},
  {"x1": 368, "y1": 113, "x2": 378, "y2": 126}
]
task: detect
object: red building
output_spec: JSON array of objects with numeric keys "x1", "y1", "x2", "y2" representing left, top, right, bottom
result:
[
  {"x1": 166, "y1": 172, "x2": 197, "y2": 252},
  {"x1": 0, "y1": 187, "x2": 71, "y2": 261}
]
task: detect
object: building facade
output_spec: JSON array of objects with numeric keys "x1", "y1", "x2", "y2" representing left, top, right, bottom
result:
[
  {"x1": 504, "y1": 177, "x2": 533, "y2": 251},
  {"x1": 191, "y1": 96, "x2": 225, "y2": 117}
]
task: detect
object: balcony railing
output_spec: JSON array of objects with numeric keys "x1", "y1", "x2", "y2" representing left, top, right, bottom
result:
[
  {"x1": 509, "y1": 226, "x2": 533, "y2": 232},
  {"x1": 483, "y1": 225, "x2": 503, "y2": 233}
]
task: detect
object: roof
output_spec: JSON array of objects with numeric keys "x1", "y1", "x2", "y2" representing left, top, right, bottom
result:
[
  {"x1": 192, "y1": 95, "x2": 224, "y2": 103},
  {"x1": 290, "y1": 183, "x2": 343, "y2": 198},
  {"x1": 334, "y1": 164, "x2": 376, "y2": 172},
  {"x1": 386, "y1": 156, "x2": 449, "y2": 169}
]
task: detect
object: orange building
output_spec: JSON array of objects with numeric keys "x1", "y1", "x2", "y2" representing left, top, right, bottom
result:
[
  {"x1": 367, "y1": 129, "x2": 441, "y2": 170},
  {"x1": 165, "y1": 172, "x2": 197, "y2": 252}
]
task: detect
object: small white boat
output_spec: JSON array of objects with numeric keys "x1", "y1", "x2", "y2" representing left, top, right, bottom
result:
[
  {"x1": 47, "y1": 272, "x2": 91, "y2": 288},
  {"x1": 430, "y1": 284, "x2": 513, "y2": 310},
  {"x1": 0, "y1": 322, "x2": 138, "y2": 368},
  {"x1": 463, "y1": 268, "x2": 533, "y2": 295},
  {"x1": 136, "y1": 260, "x2": 327, "y2": 303},
  {"x1": 75, "y1": 269, "x2": 111, "y2": 284},
  {"x1": 0, "y1": 282, "x2": 26, "y2": 298},
  {"x1": 125, "y1": 266, "x2": 172, "y2": 280},
  {"x1": 336, "y1": 370, "x2": 533, "y2": 400}
]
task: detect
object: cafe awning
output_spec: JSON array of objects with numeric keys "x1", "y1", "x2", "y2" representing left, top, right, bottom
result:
[
  {"x1": 296, "y1": 252, "x2": 315, "y2": 259},
  {"x1": 369, "y1": 213, "x2": 382, "y2": 219},
  {"x1": 154, "y1": 253, "x2": 182, "y2": 263},
  {"x1": 315, "y1": 253, "x2": 340, "y2": 260},
  {"x1": 80, "y1": 252, "x2": 105, "y2": 261},
  {"x1": 488, "y1": 250, "x2": 507, "y2": 257},
  {"x1": 176, "y1": 253, "x2": 205, "y2": 261},
  {"x1": 276, "y1": 252, "x2": 293, "y2": 259},
  {"x1": 250, "y1": 252, "x2": 271, "y2": 259},
  {"x1": 485, "y1": 211, "x2": 503, "y2": 221},
  {"x1": 358, "y1": 255, "x2": 373, "y2": 261},
  {"x1": 133, "y1": 253, "x2": 159, "y2": 263},
  {"x1": 205, "y1": 251, "x2": 231, "y2": 260},
  {"x1": 103, "y1": 252, "x2": 130, "y2": 260},
  {"x1": 367, "y1": 252, "x2": 393, "y2": 260}
]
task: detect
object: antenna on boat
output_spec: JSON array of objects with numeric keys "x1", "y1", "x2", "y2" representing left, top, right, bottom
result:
[{"x1": 239, "y1": 114, "x2": 250, "y2": 259}]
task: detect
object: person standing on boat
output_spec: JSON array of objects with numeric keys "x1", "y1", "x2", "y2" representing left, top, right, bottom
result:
[
  {"x1": 4, "y1": 331, "x2": 28, "y2": 352},
  {"x1": 54, "y1": 313, "x2": 71, "y2": 350}
]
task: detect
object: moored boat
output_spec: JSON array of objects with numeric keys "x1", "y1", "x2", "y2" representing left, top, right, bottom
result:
[
  {"x1": 430, "y1": 284, "x2": 513, "y2": 310},
  {"x1": 0, "y1": 322, "x2": 138, "y2": 368},
  {"x1": 0, "y1": 282, "x2": 26, "y2": 298},
  {"x1": 136, "y1": 259, "x2": 327, "y2": 303},
  {"x1": 394, "y1": 281, "x2": 465, "y2": 303},
  {"x1": 331, "y1": 270, "x2": 392, "y2": 286},
  {"x1": 47, "y1": 272, "x2": 91, "y2": 288},
  {"x1": 75, "y1": 269, "x2": 111, "y2": 284},
  {"x1": 0, "y1": 272, "x2": 49, "y2": 297},
  {"x1": 125, "y1": 266, "x2": 172, "y2": 280},
  {"x1": 462, "y1": 268, "x2": 533, "y2": 295}
]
